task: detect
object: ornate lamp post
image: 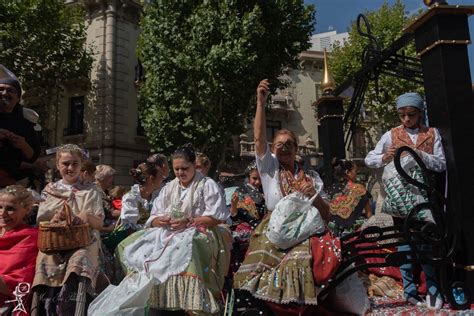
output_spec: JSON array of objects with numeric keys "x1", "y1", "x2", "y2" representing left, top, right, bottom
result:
[{"x1": 312, "y1": 49, "x2": 345, "y2": 183}]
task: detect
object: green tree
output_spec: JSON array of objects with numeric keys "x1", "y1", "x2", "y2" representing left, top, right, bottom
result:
[
  {"x1": 330, "y1": 0, "x2": 422, "y2": 145},
  {"x1": 138, "y1": 0, "x2": 315, "y2": 168},
  {"x1": 0, "y1": 0, "x2": 93, "y2": 127}
]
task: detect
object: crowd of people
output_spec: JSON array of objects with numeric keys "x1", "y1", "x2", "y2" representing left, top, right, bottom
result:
[{"x1": 0, "y1": 64, "x2": 448, "y2": 315}]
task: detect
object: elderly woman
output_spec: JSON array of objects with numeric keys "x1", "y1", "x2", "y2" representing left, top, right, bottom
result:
[
  {"x1": 0, "y1": 185, "x2": 38, "y2": 314},
  {"x1": 195, "y1": 152, "x2": 212, "y2": 176},
  {"x1": 365, "y1": 92, "x2": 446, "y2": 310},
  {"x1": 233, "y1": 79, "x2": 368, "y2": 315},
  {"x1": 105, "y1": 144, "x2": 231, "y2": 315},
  {"x1": 94, "y1": 164, "x2": 115, "y2": 232},
  {"x1": 31, "y1": 144, "x2": 104, "y2": 315}
]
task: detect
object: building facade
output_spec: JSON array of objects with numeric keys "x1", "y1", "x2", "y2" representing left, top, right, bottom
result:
[
  {"x1": 46, "y1": 0, "x2": 147, "y2": 184},
  {"x1": 47, "y1": 0, "x2": 348, "y2": 184}
]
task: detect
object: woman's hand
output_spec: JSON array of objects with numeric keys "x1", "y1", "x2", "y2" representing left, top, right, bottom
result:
[
  {"x1": 382, "y1": 145, "x2": 397, "y2": 164},
  {"x1": 300, "y1": 181, "x2": 317, "y2": 199},
  {"x1": 50, "y1": 208, "x2": 67, "y2": 223},
  {"x1": 151, "y1": 215, "x2": 171, "y2": 228},
  {"x1": 257, "y1": 79, "x2": 270, "y2": 105},
  {"x1": 192, "y1": 216, "x2": 221, "y2": 228},
  {"x1": 50, "y1": 208, "x2": 82, "y2": 225},
  {"x1": 169, "y1": 217, "x2": 189, "y2": 231}
]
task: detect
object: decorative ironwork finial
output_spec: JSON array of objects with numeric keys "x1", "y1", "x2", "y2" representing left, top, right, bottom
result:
[
  {"x1": 321, "y1": 48, "x2": 335, "y2": 95},
  {"x1": 423, "y1": 0, "x2": 448, "y2": 7}
]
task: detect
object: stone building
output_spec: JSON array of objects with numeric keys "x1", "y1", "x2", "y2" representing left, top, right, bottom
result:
[
  {"x1": 43, "y1": 0, "x2": 146, "y2": 184},
  {"x1": 45, "y1": 0, "x2": 348, "y2": 184}
]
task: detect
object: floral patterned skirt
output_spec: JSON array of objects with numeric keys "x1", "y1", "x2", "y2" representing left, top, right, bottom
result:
[
  {"x1": 233, "y1": 217, "x2": 321, "y2": 305},
  {"x1": 116, "y1": 226, "x2": 232, "y2": 314}
]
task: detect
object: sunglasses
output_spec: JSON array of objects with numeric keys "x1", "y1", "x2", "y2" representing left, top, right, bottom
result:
[{"x1": 274, "y1": 141, "x2": 296, "y2": 149}]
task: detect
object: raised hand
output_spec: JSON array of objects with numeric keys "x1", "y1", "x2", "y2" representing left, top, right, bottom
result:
[{"x1": 257, "y1": 79, "x2": 270, "y2": 104}]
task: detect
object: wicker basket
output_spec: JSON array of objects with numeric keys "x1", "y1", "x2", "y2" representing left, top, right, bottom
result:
[{"x1": 38, "y1": 202, "x2": 91, "y2": 252}]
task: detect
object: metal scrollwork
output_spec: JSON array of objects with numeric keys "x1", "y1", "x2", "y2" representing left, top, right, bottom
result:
[
  {"x1": 318, "y1": 147, "x2": 456, "y2": 304},
  {"x1": 339, "y1": 14, "x2": 423, "y2": 150}
]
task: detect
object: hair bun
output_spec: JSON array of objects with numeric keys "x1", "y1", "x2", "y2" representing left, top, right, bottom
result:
[{"x1": 172, "y1": 143, "x2": 197, "y2": 163}]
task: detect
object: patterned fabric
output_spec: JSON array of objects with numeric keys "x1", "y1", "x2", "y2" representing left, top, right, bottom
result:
[
  {"x1": 367, "y1": 274, "x2": 404, "y2": 299},
  {"x1": 232, "y1": 183, "x2": 266, "y2": 222},
  {"x1": 230, "y1": 183, "x2": 267, "y2": 272},
  {"x1": 327, "y1": 180, "x2": 371, "y2": 236},
  {"x1": 233, "y1": 217, "x2": 320, "y2": 305},
  {"x1": 381, "y1": 157, "x2": 430, "y2": 220},
  {"x1": 391, "y1": 125, "x2": 435, "y2": 155},
  {"x1": 279, "y1": 167, "x2": 313, "y2": 197},
  {"x1": 117, "y1": 226, "x2": 232, "y2": 314}
]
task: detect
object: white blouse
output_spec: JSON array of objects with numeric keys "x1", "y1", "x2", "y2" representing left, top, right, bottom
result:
[
  {"x1": 146, "y1": 177, "x2": 229, "y2": 227},
  {"x1": 120, "y1": 184, "x2": 158, "y2": 228},
  {"x1": 364, "y1": 127, "x2": 446, "y2": 172}
]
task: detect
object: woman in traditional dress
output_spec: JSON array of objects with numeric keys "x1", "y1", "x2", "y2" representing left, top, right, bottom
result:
[
  {"x1": 31, "y1": 144, "x2": 104, "y2": 315},
  {"x1": 365, "y1": 92, "x2": 446, "y2": 310},
  {"x1": 146, "y1": 153, "x2": 170, "y2": 197},
  {"x1": 110, "y1": 161, "x2": 166, "y2": 264},
  {"x1": 119, "y1": 162, "x2": 165, "y2": 231},
  {"x1": 229, "y1": 160, "x2": 266, "y2": 271},
  {"x1": 0, "y1": 185, "x2": 38, "y2": 315},
  {"x1": 233, "y1": 79, "x2": 368, "y2": 316},
  {"x1": 327, "y1": 159, "x2": 373, "y2": 237},
  {"x1": 112, "y1": 144, "x2": 231, "y2": 315}
]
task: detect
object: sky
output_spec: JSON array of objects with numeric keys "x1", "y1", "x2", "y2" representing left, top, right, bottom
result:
[{"x1": 304, "y1": 0, "x2": 474, "y2": 79}]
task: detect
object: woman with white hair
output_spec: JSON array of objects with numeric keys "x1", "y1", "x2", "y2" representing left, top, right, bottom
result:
[{"x1": 95, "y1": 164, "x2": 116, "y2": 231}]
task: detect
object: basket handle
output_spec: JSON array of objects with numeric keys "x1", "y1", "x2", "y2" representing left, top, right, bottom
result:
[{"x1": 63, "y1": 201, "x2": 74, "y2": 227}]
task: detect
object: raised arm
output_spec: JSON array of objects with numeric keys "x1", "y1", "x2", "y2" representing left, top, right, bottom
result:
[{"x1": 254, "y1": 79, "x2": 270, "y2": 158}]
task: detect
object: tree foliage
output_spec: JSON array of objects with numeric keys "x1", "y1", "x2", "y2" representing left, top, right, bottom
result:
[
  {"x1": 0, "y1": 0, "x2": 93, "y2": 117},
  {"x1": 138, "y1": 0, "x2": 315, "y2": 166},
  {"x1": 330, "y1": 0, "x2": 422, "y2": 140}
]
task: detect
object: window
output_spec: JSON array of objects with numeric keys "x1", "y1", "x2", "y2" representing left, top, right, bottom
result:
[
  {"x1": 266, "y1": 120, "x2": 282, "y2": 142},
  {"x1": 64, "y1": 96, "x2": 84, "y2": 136},
  {"x1": 137, "y1": 115, "x2": 145, "y2": 136}
]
